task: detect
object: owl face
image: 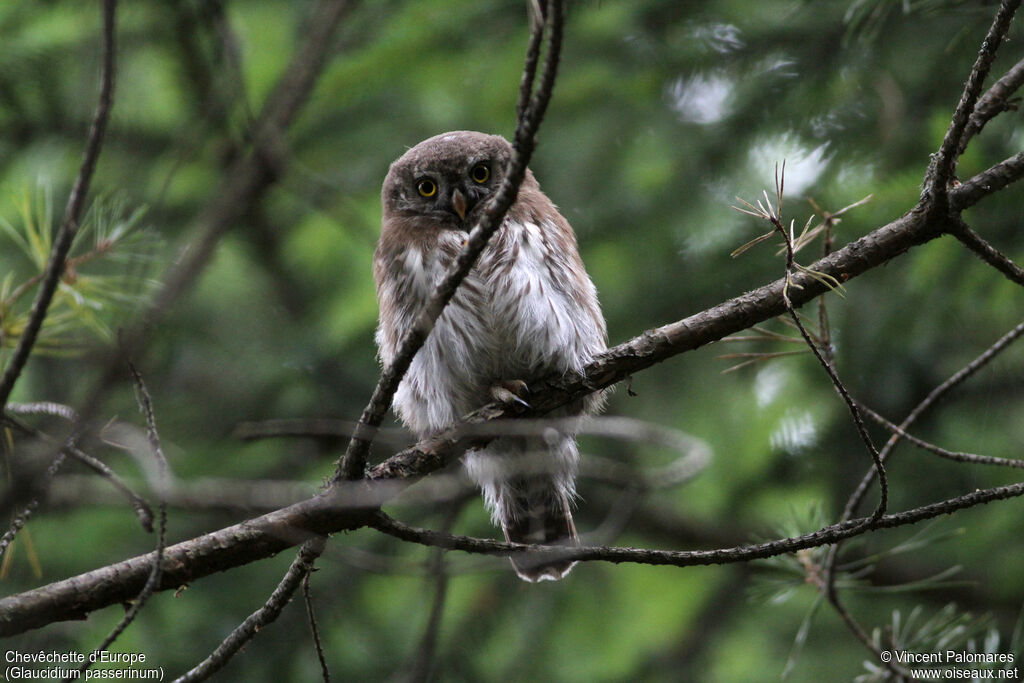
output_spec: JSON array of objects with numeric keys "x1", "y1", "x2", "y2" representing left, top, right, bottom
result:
[{"x1": 382, "y1": 131, "x2": 513, "y2": 232}]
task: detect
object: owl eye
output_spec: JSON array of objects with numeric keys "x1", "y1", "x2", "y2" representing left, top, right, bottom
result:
[
  {"x1": 470, "y1": 164, "x2": 490, "y2": 184},
  {"x1": 416, "y1": 179, "x2": 437, "y2": 197}
]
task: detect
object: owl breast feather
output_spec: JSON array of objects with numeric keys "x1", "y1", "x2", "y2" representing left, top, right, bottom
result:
[{"x1": 383, "y1": 218, "x2": 604, "y2": 436}]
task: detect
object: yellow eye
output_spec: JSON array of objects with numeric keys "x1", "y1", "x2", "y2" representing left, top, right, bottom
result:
[
  {"x1": 417, "y1": 179, "x2": 437, "y2": 197},
  {"x1": 470, "y1": 164, "x2": 490, "y2": 184}
]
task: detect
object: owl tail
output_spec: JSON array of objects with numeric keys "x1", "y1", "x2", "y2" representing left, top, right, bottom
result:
[
  {"x1": 501, "y1": 481, "x2": 580, "y2": 582},
  {"x1": 465, "y1": 435, "x2": 582, "y2": 581}
]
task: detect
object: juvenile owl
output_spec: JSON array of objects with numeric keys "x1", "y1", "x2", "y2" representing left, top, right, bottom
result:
[{"x1": 374, "y1": 131, "x2": 606, "y2": 581}]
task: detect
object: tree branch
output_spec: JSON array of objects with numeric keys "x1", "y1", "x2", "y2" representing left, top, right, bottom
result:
[
  {"x1": 925, "y1": 0, "x2": 1021, "y2": 200},
  {"x1": 949, "y1": 149, "x2": 1024, "y2": 211},
  {"x1": 958, "y1": 56, "x2": 1024, "y2": 155},
  {"x1": 334, "y1": 0, "x2": 566, "y2": 481},
  {"x1": 171, "y1": 537, "x2": 326, "y2": 683},
  {"x1": 0, "y1": 490, "x2": 373, "y2": 637},
  {"x1": 0, "y1": 0, "x2": 117, "y2": 408},
  {"x1": 3, "y1": 1, "x2": 1024, "y2": 643},
  {"x1": 948, "y1": 219, "x2": 1024, "y2": 286},
  {"x1": 367, "y1": 479, "x2": 1024, "y2": 566},
  {"x1": 5, "y1": 467, "x2": 1024, "y2": 637},
  {"x1": 371, "y1": 207, "x2": 947, "y2": 482}
]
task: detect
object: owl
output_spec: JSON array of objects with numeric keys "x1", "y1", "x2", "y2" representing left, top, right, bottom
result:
[{"x1": 374, "y1": 131, "x2": 606, "y2": 581}]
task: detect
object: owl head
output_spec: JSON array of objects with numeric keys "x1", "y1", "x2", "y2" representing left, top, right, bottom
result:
[{"x1": 381, "y1": 131, "x2": 516, "y2": 232}]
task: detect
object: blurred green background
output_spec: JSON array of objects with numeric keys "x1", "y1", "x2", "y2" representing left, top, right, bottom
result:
[{"x1": 2, "y1": 0, "x2": 1023, "y2": 680}]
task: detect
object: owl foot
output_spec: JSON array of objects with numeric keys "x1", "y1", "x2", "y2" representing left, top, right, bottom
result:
[{"x1": 490, "y1": 379, "x2": 531, "y2": 409}]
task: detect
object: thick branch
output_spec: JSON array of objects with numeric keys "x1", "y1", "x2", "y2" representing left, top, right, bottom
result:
[
  {"x1": 4, "y1": 469, "x2": 1024, "y2": 637},
  {"x1": 0, "y1": 491, "x2": 375, "y2": 637},
  {"x1": 0, "y1": 201, "x2": 965, "y2": 637},
  {"x1": 373, "y1": 207, "x2": 946, "y2": 480}
]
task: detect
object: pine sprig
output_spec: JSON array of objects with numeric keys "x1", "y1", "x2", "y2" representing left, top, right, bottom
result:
[{"x1": 0, "y1": 188, "x2": 160, "y2": 355}]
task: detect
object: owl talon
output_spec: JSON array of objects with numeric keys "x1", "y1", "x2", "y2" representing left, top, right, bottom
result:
[{"x1": 490, "y1": 380, "x2": 531, "y2": 409}]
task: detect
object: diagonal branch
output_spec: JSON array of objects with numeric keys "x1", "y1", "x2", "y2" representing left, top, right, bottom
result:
[
  {"x1": 925, "y1": 0, "x2": 1021, "y2": 201},
  {"x1": 836, "y1": 318, "x2": 1024, "y2": 525},
  {"x1": 0, "y1": 0, "x2": 118, "y2": 408},
  {"x1": 948, "y1": 218, "x2": 1024, "y2": 286},
  {"x1": 333, "y1": 0, "x2": 566, "y2": 482},
  {"x1": 135, "y1": 0, "x2": 354, "y2": 346},
  {"x1": 370, "y1": 208, "x2": 948, "y2": 482},
  {"x1": 0, "y1": 200, "x2": 954, "y2": 637},
  {"x1": 75, "y1": 363, "x2": 169, "y2": 678},
  {"x1": 949, "y1": 149, "x2": 1024, "y2": 211},
  {"x1": 958, "y1": 56, "x2": 1024, "y2": 155},
  {"x1": 172, "y1": 536, "x2": 326, "y2": 683}
]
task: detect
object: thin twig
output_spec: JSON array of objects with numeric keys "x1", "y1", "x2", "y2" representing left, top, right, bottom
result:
[
  {"x1": 367, "y1": 476, "x2": 1024, "y2": 566},
  {"x1": 2, "y1": 413, "x2": 154, "y2": 530},
  {"x1": 823, "y1": 317, "x2": 1024, "y2": 677},
  {"x1": 958, "y1": 56, "x2": 1024, "y2": 155},
  {"x1": 173, "y1": 536, "x2": 327, "y2": 683},
  {"x1": 949, "y1": 218, "x2": 1024, "y2": 286},
  {"x1": 808, "y1": 195, "x2": 845, "y2": 367},
  {"x1": 0, "y1": 452, "x2": 66, "y2": 560},
  {"x1": 735, "y1": 167, "x2": 888, "y2": 522},
  {"x1": 333, "y1": 0, "x2": 567, "y2": 482},
  {"x1": 3, "y1": 237, "x2": 123, "y2": 312},
  {"x1": 73, "y1": 362, "x2": 169, "y2": 680},
  {"x1": 0, "y1": 0, "x2": 118, "y2": 408},
  {"x1": 838, "y1": 319, "x2": 1024, "y2": 524},
  {"x1": 926, "y1": 0, "x2": 1021, "y2": 200},
  {"x1": 859, "y1": 402, "x2": 1024, "y2": 469},
  {"x1": 950, "y1": 149, "x2": 1024, "y2": 211},
  {"x1": 303, "y1": 573, "x2": 331, "y2": 683}
]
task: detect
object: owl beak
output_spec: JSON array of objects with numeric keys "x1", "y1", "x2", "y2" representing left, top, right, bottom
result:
[{"x1": 451, "y1": 189, "x2": 468, "y2": 221}]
